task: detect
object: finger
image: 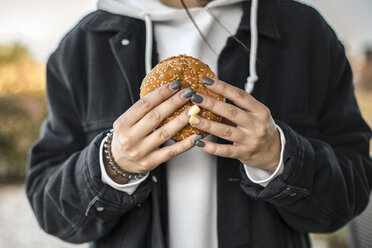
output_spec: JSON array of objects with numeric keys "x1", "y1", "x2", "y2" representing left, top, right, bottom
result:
[
  {"x1": 140, "y1": 134, "x2": 197, "y2": 170},
  {"x1": 194, "y1": 138, "x2": 242, "y2": 159},
  {"x1": 131, "y1": 88, "x2": 192, "y2": 139},
  {"x1": 135, "y1": 109, "x2": 190, "y2": 157},
  {"x1": 202, "y1": 77, "x2": 264, "y2": 112},
  {"x1": 192, "y1": 93, "x2": 252, "y2": 127},
  {"x1": 115, "y1": 81, "x2": 182, "y2": 128},
  {"x1": 189, "y1": 115, "x2": 246, "y2": 144}
]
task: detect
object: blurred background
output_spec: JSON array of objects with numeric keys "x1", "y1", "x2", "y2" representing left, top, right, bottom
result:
[{"x1": 0, "y1": 0, "x2": 371, "y2": 247}]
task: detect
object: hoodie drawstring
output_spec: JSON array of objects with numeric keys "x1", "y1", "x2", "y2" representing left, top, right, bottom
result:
[
  {"x1": 144, "y1": 15, "x2": 153, "y2": 74},
  {"x1": 245, "y1": 0, "x2": 259, "y2": 94},
  {"x1": 143, "y1": 1, "x2": 259, "y2": 94}
]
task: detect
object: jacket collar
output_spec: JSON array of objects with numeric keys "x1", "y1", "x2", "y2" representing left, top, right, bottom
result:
[
  {"x1": 81, "y1": 10, "x2": 142, "y2": 33},
  {"x1": 82, "y1": 0, "x2": 281, "y2": 41}
]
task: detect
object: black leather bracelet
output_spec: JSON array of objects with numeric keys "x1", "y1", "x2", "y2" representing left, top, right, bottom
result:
[{"x1": 103, "y1": 129, "x2": 147, "y2": 180}]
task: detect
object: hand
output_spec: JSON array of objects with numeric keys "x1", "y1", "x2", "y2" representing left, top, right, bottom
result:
[
  {"x1": 109, "y1": 82, "x2": 196, "y2": 180},
  {"x1": 189, "y1": 78, "x2": 281, "y2": 173}
]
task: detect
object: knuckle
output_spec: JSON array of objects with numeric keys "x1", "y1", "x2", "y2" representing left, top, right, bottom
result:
[
  {"x1": 223, "y1": 127, "x2": 233, "y2": 138},
  {"x1": 175, "y1": 113, "x2": 188, "y2": 127},
  {"x1": 226, "y1": 148, "x2": 237, "y2": 158},
  {"x1": 217, "y1": 81, "x2": 227, "y2": 92},
  {"x1": 202, "y1": 119, "x2": 212, "y2": 131},
  {"x1": 261, "y1": 106, "x2": 271, "y2": 120},
  {"x1": 128, "y1": 150, "x2": 141, "y2": 160},
  {"x1": 169, "y1": 94, "x2": 181, "y2": 106},
  {"x1": 157, "y1": 128, "x2": 170, "y2": 140},
  {"x1": 140, "y1": 159, "x2": 150, "y2": 169},
  {"x1": 118, "y1": 135, "x2": 131, "y2": 150},
  {"x1": 113, "y1": 119, "x2": 120, "y2": 131},
  {"x1": 227, "y1": 106, "x2": 238, "y2": 119},
  {"x1": 236, "y1": 88, "x2": 246, "y2": 99},
  {"x1": 138, "y1": 97, "x2": 152, "y2": 110},
  {"x1": 167, "y1": 149, "x2": 177, "y2": 158},
  {"x1": 148, "y1": 108, "x2": 162, "y2": 121},
  {"x1": 138, "y1": 161, "x2": 151, "y2": 172},
  {"x1": 256, "y1": 124, "x2": 268, "y2": 138},
  {"x1": 182, "y1": 142, "x2": 191, "y2": 151},
  {"x1": 209, "y1": 144, "x2": 218, "y2": 154},
  {"x1": 158, "y1": 85, "x2": 169, "y2": 96},
  {"x1": 209, "y1": 99, "x2": 218, "y2": 113}
]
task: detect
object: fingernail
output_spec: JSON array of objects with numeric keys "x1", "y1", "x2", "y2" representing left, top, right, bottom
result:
[
  {"x1": 181, "y1": 87, "x2": 194, "y2": 98},
  {"x1": 188, "y1": 105, "x2": 200, "y2": 116},
  {"x1": 192, "y1": 135, "x2": 203, "y2": 144},
  {"x1": 195, "y1": 139, "x2": 205, "y2": 147},
  {"x1": 202, "y1": 77, "x2": 215, "y2": 85},
  {"x1": 189, "y1": 115, "x2": 200, "y2": 125},
  {"x1": 169, "y1": 80, "x2": 182, "y2": 90},
  {"x1": 191, "y1": 94, "x2": 203, "y2": 103}
]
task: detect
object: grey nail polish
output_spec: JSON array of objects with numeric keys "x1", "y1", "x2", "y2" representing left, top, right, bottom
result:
[
  {"x1": 181, "y1": 87, "x2": 194, "y2": 98},
  {"x1": 195, "y1": 139, "x2": 205, "y2": 147},
  {"x1": 202, "y1": 77, "x2": 215, "y2": 85},
  {"x1": 191, "y1": 94, "x2": 203, "y2": 103},
  {"x1": 169, "y1": 80, "x2": 182, "y2": 90},
  {"x1": 193, "y1": 135, "x2": 203, "y2": 144}
]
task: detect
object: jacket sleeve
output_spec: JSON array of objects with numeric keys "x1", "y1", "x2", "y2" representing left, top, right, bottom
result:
[
  {"x1": 25, "y1": 43, "x2": 152, "y2": 243},
  {"x1": 240, "y1": 30, "x2": 372, "y2": 233}
]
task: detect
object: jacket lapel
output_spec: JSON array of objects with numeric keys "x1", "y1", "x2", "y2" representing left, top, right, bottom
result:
[
  {"x1": 109, "y1": 31, "x2": 145, "y2": 104},
  {"x1": 109, "y1": 22, "x2": 159, "y2": 104},
  {"x1": 83, "y1": 11, "x2": 151, "y2": 104}
]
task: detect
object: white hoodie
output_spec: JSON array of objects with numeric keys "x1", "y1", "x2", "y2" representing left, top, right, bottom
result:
[
  {"x1": 97, "y1": 0, "x2": 285, "y2": 247},
  {"x1": 97, "y1": 0, "x2": 259, "y2": 91}
]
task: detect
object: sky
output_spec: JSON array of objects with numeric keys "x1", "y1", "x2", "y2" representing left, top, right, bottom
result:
[{"x1": 0, "y1": 0, "x2": 371, "y2": 63}]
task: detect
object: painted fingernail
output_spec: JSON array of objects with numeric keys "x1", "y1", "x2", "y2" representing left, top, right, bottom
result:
[
  {"x1": 189, "y1": 115, "x2": 200, "y2": 125},
  {"x1": 191, "y1": 94, "x2": 203, "y2": 103},
  {"x1": 195, "y1": 139, "x2": 205, "y2": 147},
  {"x1": 169, "y1": 80, "x2": 182, "y2": 90},
  {"x1": 192, "y1": 135, "x2": 203, "y2": 144},
  {"x1": 202, "y1": 77, "x2": 215, "y2": 85},
  {"x1": 188, "y1": 105, "x2": 200, "y2": 116},
  {"x1": 181, "y1": 87, "x2": 194, "y2": 98}
]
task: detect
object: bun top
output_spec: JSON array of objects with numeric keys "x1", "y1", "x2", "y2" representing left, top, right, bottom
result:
[{"x1": 140, "y1": 54, "x2": 225, "y2": 141}]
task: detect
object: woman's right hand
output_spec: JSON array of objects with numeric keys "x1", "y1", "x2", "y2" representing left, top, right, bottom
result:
[{"x1": 109, "y1": 81, "x2": 196, "y2": 178}]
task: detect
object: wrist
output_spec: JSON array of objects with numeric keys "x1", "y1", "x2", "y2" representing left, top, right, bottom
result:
[
  {"x1": 265, "y1": 140, "x2": 281, "y2": 173},
  {"x1": 103, "y1": 148, "x2": 130, "y2": 184},
  {"x1": 242, "y1": 128, "x2": 281, "y2": 173},
  {"x1": 103, "y1": 130, "x2": 147, "y2": 184}
]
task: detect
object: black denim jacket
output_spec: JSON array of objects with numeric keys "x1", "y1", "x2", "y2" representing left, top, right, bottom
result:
[{"x1": 26, "y1": 0, "x2": 372, "y2": 247}]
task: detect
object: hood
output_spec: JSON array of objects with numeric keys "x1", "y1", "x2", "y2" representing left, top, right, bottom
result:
[
  {"x1": 98, "y1": 0, "x2": 248, "y2": 21},
  {"x1": 97, "y1": 0, "x2": 260, "y2": 94}
]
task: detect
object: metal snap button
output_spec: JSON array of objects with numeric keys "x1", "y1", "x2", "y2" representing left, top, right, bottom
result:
[
  {"x1": 96, "y1": 206, "x2": 104, "y2": 212},
  {"x1": 121, "y1": 39, "x2": 130, "y2": 46},
  {"x1": 152, "y1": 175, "x2": 158, "y2": 183}
]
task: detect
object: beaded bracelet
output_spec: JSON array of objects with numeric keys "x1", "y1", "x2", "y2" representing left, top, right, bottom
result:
[{"x1": 103, "y1": 129, "x2": 147, "y2": 180}]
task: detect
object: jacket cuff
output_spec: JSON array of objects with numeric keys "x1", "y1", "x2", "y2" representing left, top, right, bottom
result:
[
  {"x1": 240, "y1": 120, "x2": 312, "y2": 207},
  {"x1": 99, "y1": 136, "x2": 149, "y2": 195},
  {"x1": 80, "y1": 131, "x2": 152, "y2": 220}
]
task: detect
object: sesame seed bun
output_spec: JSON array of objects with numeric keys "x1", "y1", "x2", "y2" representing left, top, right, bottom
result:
[{"x1": 140, "y1": 54, "x2": 225, "y2": 141}]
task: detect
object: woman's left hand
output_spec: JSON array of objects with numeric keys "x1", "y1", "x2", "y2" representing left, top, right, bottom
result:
[{"x1": 189, "y1": 77, "x2": 281, "y2": 173}]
